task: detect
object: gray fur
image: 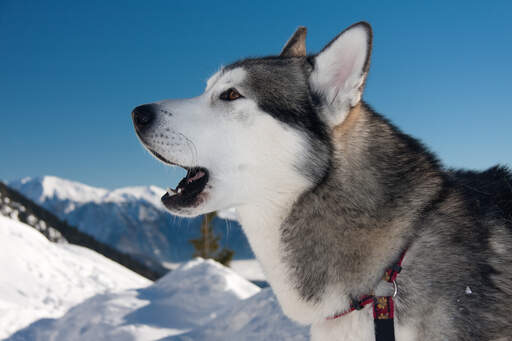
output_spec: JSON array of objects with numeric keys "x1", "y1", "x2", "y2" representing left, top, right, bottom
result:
[
  {"x1": 225, "y1": 38, "x2": 512, "y2": 340},
  {"x1": 279, "y1": 101, "x2": 512, "y2": 339},
  {"x1": 280, "y1": 26, "x2": 307, "y2": 57},
  {"x1": 226, "y1": 57, "x2": 332, "y2": 185},
  {"x1": 281, "y1": 106, "x2": 444, "y2": 303}
]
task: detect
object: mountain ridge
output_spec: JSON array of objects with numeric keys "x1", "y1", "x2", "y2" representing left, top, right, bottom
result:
[{"x1": 8, "y1": 175, "x2": 253, "y2": 268}]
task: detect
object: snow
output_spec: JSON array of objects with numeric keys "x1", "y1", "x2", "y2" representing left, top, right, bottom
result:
[
  {"x1": 164, "y1": 259, "x2": 265, "y2": 283},
  {"x1": 11, "y1": 176, "x2": 166, "y2": 208},
  {"x1": 162, "y1": 259, "x2": 266, "y2": 292},
  {"x1": 8, "y1": 258, "x2": 308, "y2": 341},
  {"x1": 102, "y1": 185, "x2": 166, "y2": 208},
  {"x1": 167, "y1": 288, "x2": 309, "y2": 341},
  {"x1": 2, "y1": 177, "x2": 305, "y2": 339},
  {"x1": 40, "y1": 175, "x2": 108, "y2": 204},
  {"x1": 230, "y1": 259, "x2": 266, "y2": 282},
  {"x1": 1, "y1": 191, "x2": 67, "y2": 243},
  {"x1": 0, "y1": 215, "x2": 150, "y2": 339}
]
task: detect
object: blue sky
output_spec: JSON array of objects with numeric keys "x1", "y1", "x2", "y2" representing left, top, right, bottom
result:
[{"x1": 1, "y1": 1, "x2": 511, "y2": 189}]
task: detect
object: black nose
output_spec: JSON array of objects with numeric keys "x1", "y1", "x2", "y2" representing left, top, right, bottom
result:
[{"x1": 132, "y1": 104, "x2": 157, "y2": 133}]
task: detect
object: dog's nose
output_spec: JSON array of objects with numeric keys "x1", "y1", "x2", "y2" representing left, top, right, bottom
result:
[{"x1": 132, "y1": 104, "x2": 157, "y2": 133}]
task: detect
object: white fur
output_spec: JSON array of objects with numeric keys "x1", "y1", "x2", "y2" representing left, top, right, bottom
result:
[
  {"x1": 311, "y1": 312, "x2": 417, "y2": 341},
  {"x1": 310, "y1": 24, "x2": 370, "y2": 127},
  {"x1": 311, "y1": 306, "x2": 375, "y2": 341},
  {"x1": 145, "y1": 67, "x2": 317, "y2": 219},
  {"x1": 395, "y1": 323, "x2": 418, "y2": 341},
  {"x1": 237, "y1": 198, "x2": 317, "y2": 325}
]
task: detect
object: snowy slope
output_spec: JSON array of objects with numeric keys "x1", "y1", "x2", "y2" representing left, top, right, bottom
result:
[
  {"x1": 9, "y1": 176, "x2": 253, "y2": 266},
  {"x1": 167, "y1": 288, "x2": 309, "y2": 341},
  {"x1": 230, "y1": 259, "x2": 266, "y2": 282},
  {"x1": 8, "y1": 259, "x2": 279, "y2": 341},
  {"x1": 0, "y1": 215, "x2": 151, "y2": 339}
]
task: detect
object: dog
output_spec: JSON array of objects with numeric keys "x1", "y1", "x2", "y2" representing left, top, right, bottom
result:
[{"x1": 132, "y1": 22, "x2": 512, "y2": 340}]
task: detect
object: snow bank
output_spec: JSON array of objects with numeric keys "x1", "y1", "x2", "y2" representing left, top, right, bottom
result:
[
  {"x1": 230, "y1": 259, "x2": 266, "y2": 282},
  {"x1": 0, "y1": 215, "x2": 150, "y2": 339},
  {"x1": 8, "y1": 259, "x2": 261, "y2": 341},
  {"x1": 167, "y1": 288, "x2": 309, "y2": 341}
]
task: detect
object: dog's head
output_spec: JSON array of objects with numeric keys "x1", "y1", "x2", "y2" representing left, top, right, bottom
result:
[{"x1": 132, "y1": 22, "x2": 372, "y2": 217}]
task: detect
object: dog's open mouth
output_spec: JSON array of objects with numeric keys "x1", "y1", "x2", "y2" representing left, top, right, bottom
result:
[
  {"x1": 161, "y1": 167, "x2": 209, "y2": 209},
  {"x1": 142, "y1": 147, "x2": 210, "y2": 209}
]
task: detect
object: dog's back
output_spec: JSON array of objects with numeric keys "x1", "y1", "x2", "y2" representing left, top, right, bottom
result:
[
  {"x1": 400, "y1": 165, "x2": 512, "y2": 339},
  {"x1": 451, "y1": 166, "x2": 512, "y2": 224}
]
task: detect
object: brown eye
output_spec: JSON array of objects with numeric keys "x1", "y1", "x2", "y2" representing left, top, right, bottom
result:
[{"x1": 220, "y1": 88, "x2": 242, "y2": 101}]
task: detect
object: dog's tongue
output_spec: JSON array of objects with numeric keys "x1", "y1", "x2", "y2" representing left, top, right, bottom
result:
[
  {"x1": 166, "y1": 168, "x2": 206, "y2": 196},
  {"x1": 187, "y1": 170, "x2": 205, "y2": 183}
]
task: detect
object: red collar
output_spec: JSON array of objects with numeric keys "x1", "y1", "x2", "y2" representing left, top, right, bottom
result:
[{"x1": 326, "y1": 251, "x2": 407, "y2": 341}]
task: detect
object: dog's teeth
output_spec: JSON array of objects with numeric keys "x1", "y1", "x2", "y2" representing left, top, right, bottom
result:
[
  {"x1": 167, "y1": 187, "x2": 176, "y2": 196},
  {"x1": 177, "y1": 188, "x2": 182, "y2": 194}
]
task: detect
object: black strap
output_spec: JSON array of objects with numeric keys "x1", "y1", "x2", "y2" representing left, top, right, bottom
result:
[
  {"x1": 374, "y1": 318, "x2": 395, "y2": 341},
  {"x1": 373, "y1": 295, "x2": 396, "y2": 341}
]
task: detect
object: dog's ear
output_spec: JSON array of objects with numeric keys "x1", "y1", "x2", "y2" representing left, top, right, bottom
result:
[
  {"x1": 310, "y1": 22, "x2": 372, "y2": 127},
  {"x1": 280, "y1": 26, "x2": 307, "y2": 57}
]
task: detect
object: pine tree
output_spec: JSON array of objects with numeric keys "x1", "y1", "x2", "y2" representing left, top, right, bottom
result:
[{"x1": 189, "y1": 211, "x2": 234, "y2": 266}]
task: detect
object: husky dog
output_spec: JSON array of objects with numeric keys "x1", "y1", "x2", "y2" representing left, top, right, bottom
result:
[{"x1": 132, "y1": 22, "x2": 512, "y2": 340}]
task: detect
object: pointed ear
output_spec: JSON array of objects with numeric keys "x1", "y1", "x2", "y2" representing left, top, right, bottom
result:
[
  {"x1": 280, "y1": 26, "x2": 307, "y2": 57},
  {"x1": 310, "y1": 22, "x2": 372, "y2": 127}
]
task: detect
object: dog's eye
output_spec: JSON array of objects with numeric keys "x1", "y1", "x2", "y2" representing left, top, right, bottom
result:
[{"x1": 220, "y1": 88, "x2": 243, "y2": 101}]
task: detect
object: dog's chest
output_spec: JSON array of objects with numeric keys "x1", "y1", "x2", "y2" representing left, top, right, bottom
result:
[
  {"x1": 311, "y1": 310, "x2": 417, "y2": 341},
  {"x1": 311, "y1": 307, "x2": 375, "y2": 341}
]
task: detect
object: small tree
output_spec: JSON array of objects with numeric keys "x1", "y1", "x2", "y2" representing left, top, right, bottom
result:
[{"x1": 190, "y1": 212, "x2": 234, "y2": 266}]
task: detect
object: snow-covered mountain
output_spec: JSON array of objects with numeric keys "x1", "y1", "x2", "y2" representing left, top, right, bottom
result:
[
  {"x1": 9, "y1": 176, "x2": 253, "y2": 268},
  {"x1": 0, "y1": 215, "x2": 150, "y2": 339},
  {"x1": 9, "y1": 259, "x2": 308, "y2": 341}
]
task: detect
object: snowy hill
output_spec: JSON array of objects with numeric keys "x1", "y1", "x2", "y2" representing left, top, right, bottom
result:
[
  {"x1": 0, "y1": 181, "x2": 163, "y2": 279},
  {"x1": 9, "y1": 259, "x2": 308, "y2": 341},
  {"x1": 166, "y1": 288, "x2": 309, "y2": 341},
  {"x1": 9, "y1": 176, "x2": 253, "y2": 268},
  {"x1": 0, "y1": 215, "x2": 150, "y2": 339}
]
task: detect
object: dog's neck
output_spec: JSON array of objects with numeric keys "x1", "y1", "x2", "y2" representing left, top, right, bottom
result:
[
  {"x1": 237, "y1": 103, "x2": 444, "y2": 323},
  {"x1": 237, "y1": 181, "x2": 320, "y2": 323}
]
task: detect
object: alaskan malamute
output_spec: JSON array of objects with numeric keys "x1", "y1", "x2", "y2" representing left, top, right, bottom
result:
[{"x1": 132, "y1": 22, "x2": 512, "y2": 340}]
